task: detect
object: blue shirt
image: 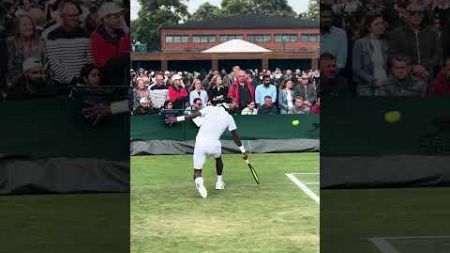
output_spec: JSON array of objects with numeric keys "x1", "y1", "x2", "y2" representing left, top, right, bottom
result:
[
  {"x1": 255, "y1": 84, "x2": 277, "y2": 105},
  {"x1": 320, "y1": 26, "x2": 348, "y2": 69}
]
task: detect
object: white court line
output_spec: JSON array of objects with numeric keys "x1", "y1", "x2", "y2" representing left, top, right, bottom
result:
[
  {"x1": 369, "y1": 238, "x2": 401, "y2": 253},
  {"x1": 369, "y1": 235, "x2": 450, "y2": 253},
  {"x1": 286, "y1": 173, "x2": 320, "y2": 204}
]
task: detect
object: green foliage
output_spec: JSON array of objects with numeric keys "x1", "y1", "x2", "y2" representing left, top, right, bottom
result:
[
  {"x1": 189, "y1": 2, "x2": 221, "y2": 22},
  {"x1": 133, "y1": 0, "x2": 189, "y2": 50}
]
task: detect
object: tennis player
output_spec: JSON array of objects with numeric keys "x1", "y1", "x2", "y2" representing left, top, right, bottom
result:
[{"x1": 166, "y1": 102, "x2": 248, "y2": 198}]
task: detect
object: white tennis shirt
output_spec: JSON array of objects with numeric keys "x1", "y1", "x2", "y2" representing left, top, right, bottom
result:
[{"x1": 195, "y1": 106, "x2": 237, "y2": 147}]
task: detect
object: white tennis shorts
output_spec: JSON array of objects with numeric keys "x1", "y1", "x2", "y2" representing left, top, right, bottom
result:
[{"x1": 193, "y1": 145, "x2": 222, "y2": 169}]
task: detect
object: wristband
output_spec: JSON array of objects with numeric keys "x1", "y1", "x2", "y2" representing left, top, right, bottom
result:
[
  {"x1": 239, "y1": 145, "x2": 246, "y2": 153},
  {"x1": 176, "y1": 116, "x2": 185, "y2": 122}
]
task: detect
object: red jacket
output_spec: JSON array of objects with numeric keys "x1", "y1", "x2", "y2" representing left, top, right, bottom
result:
[
  {"x1": 168, "y1": 85, "x2": 188, "y2": 102},
  {"x1": 228, "y1": 79, "x2": 255, "y2": 105},
  {"x1": 91, "y1": 27, "x2": 130, "y2": 67},
  {"x1": 433, "y1": 70, "x2": 450, "y2": 95}
]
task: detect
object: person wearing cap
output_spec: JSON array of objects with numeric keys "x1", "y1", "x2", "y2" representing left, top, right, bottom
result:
[
  {"x1": 167, "y1": 74, "x2": 188, "y2": 109},
  {"x1": 90, "y1": 2, "x2": 130, "y2": 67},
  {"x1": 6, "y1": 57, "x2": 53, "y2": 100},
  {"x1": 46, "y1": 0, "x2": 93, "y2": 86}
]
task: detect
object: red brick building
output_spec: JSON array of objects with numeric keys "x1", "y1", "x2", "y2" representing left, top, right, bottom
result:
[{"x1": 131, "y1": 16, "x2": 320, "y2": 71}]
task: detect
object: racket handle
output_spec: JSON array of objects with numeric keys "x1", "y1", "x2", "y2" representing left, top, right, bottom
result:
[{"x1": 245, "y1": 159, "x2": 250, "y2": 164}]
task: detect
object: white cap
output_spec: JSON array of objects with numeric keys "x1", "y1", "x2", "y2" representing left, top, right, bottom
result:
[
  {"x1": 139, "y1": 97, "x2": 149, "y2": 103},
  {"x1": 98, "y1": 2, "x2": 122, "y2": 19},
  {"x1": 22, "y1": 57, "x2": 42, "y2": 72},
  {"x1": 171, "y1": 74, "x2": 182, "y2": 81},
  {"x1": 164, "y1": 71, "x2": 170, "y2": 75}
]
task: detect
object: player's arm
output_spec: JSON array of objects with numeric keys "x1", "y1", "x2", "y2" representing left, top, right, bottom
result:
[
  {"x1": 166, "y1": 111, "x2": 202, "y2": 124},
  {"x1": 231, "y1": 129, "x2": 248, "y2": 160}
]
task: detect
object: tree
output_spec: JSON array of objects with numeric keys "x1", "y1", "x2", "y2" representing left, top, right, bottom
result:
[
  {"x1": 305, "y1": 0, "x2": 319, "y2": 21},
  {"x1": 220, "y1": 0, "x2": 297, "y2": 18},
  {"x1": 188, "y1": 3, "x2": 221, "y2": 22},
  {"x1": 133, "y1": 0, "x2": 189, "y2": 51}
]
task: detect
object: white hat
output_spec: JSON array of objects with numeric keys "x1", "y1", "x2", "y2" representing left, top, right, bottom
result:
[
  {"x1": 164, "y1": 71, "x2": 170, "y2": 75},
  {"x1": 139, "y1": 97, "x2": 149, "y2": 103},
  {"x1": 98, "y1": 2, "x2": 122, "y2": 19},
  {"x1": 171, "y1": 74, "x2": 182, "y2": 81},
  {"x1": 22, "y1": 57, "x2": 42, "y2": 72}
]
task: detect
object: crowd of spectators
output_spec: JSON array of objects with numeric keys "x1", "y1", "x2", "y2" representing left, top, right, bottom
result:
[
  {"x1": 130, "y1": 66, "x2": 321, "y2": 116},
  {"x1": 0, "y1": 0, "x2": 130, "y2": 101},
  {"x1": 320, "y1": 0, "x2": 450, "y2": 97}
]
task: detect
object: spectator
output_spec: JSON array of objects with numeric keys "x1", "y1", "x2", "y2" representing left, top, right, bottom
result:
[
  {"x1": 241, "y1": 101, "x2": 258, "y2": 115},
  {"x1": 318, "y1": 53, "x2": 350, "y2": 98},
  {"x1": 310, "y1": 97, "x2": 320, "y2": 115},
  {"x1": 228, "y1": 70, "x2": 255, "y2": 111},
  {"x1": 184, "y1": 97, "x2": 202, "y2": 115},
  {"x1": 278, "y1": 79, "x2": 297, "y2": 114},
  {"x1": 46, "y1": 0, "x2": 93, "y2": 86},
  {"x1": 149, "y1": 73, "x2": 167, "y2": 90},
  {"x1": 320, "y1": 4, "x2": 348, "y2": 71},
  {"x1": 167, "y1": 74, "x2": 188, "y2": 109},
  {"x1": 78, "y1": 64, "x2": 100, "y2": 86},
  {"x1": 161, "y1": 100, "x2": 179, "y2": 124},
  {"x1": 225, "y1": 65, "x2": 240, "y2": 87},
  {"x1": 389, "y1": 2, "x2": 442, "y2": 81},
  {"x1": 257, "y1": 95, "x2": 278, "y2": 115},
  {"x1": 134, "y1": 97, "x2": 155, "y2": 115},
  {"x1": 378, "y1": 55, "x2": 427, "y2": 96},
  {"x1": 207, "y1": 74, "x2": 228, "y2": 104},
  {"x1": 297, "y1": 73, "x2": 317, "y2": 105},
  {"x1": 189, "y1": 79, "x2": 208, "y2": 108},
  {"x1": 290, "y1": 96, "x2": 311, "y2": 114},
  {"x1": 432, "y1": 57, "x2": 450, "y2": 95},
  {"x1": 6, "y1": 57, "x2": 53, "y2": 100},
  {"x1": 133, "y1": 79, "x2": 150, "y2": 111},
  {"x1": 91, "y1": 2, "x2": 130, "y2": 67},
  {"x1": 352, "y1": 13, "x2": 390, "y2": 96},
  {"x1": 255, "y1": 75, "x2": 277, "y2": 107},
  {"x1": 6, "y1": 14, "x2": 46, "y2": 87}
]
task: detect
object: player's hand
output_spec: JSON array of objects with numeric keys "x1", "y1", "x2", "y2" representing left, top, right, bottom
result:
[
  {"x1": 165, "y1": 116, "x2": 177, "y2": 125},
  {"x1": 82, "y1": 102, "x2": 112, "y2": 126},
  {"x1": 241, "y1": 152, "x2": 248, "y2": 160}
]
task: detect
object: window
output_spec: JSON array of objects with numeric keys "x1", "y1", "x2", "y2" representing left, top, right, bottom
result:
[
  {"x1": 165, "y1": 35, "x2": 189, "y2": 44},
  {"x1": 247, "y1": 34, "x2": 271, "y2": 43},
  {"x1": 219, "y1": 34, "x2": 244, "y2": 42},
  {"x1": 274, "y1": 34, "x2": 298, "y2": 43},
  {"x1": 301, "y1": 34, "x2": 320, "y2": 42},
  {"x1": 192, "y1": 35, "x2": 216, "y2": 43}
]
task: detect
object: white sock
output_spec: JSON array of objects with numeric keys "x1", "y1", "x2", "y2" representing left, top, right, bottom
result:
[
  {"x1": 217, "y1": 175, "x2": 223, "y2": 181},
  {"x1": 195, "y1": 177, "x2": 204, "y2": 185}
]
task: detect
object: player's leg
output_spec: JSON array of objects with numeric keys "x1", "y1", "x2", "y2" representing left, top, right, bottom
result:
[
  {"x1": 193, "y1": 146, "x2": 208, "y2": 198},
  {"x1": 213, "y1": 146, "x2": 225, "y2": 190}
]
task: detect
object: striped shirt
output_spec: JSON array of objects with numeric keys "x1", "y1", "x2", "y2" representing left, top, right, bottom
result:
[{"x1": 46, "y1": 27, "x2": 93, "y2": 84}]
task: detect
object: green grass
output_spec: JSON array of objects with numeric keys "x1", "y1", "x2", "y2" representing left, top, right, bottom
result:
[
  {"x1": 131, "y1": 153, "x2": 319, "y2": 253},
  {"x1": 321, "y1": 188, "x2": 450, "y2": 253},
  {"x1": 0, "y1": 193, "x2": 129, "y2": 253}
]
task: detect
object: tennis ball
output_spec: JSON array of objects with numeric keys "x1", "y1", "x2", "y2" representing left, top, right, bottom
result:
[
  {"x1": 292, "y1": 120, "x2": 300, "y2": 126},
  {"x1": 385, "y1": 111, "x2": 401, "y2": 123}
]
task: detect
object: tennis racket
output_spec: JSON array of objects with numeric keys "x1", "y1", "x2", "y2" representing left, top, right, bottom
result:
[{"x1": 245, "y1": 159, "x2": 260, "y2": 184}]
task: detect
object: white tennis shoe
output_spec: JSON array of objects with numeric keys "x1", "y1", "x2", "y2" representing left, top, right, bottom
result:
[
  {"x1": 195, "y1": 177, "x2": 207, "y2": 198},
  {"x1": 215, "y1": 179, "x2": 225, "y2": 190}
]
